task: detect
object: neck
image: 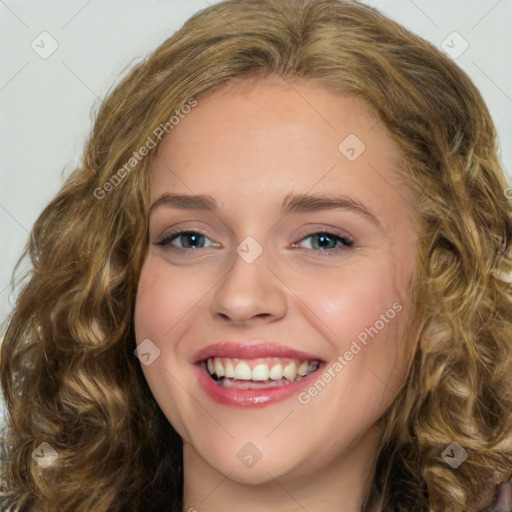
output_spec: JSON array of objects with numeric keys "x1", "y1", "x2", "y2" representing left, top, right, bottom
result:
[{"x1": 182, "y1": 425, "x2": 380, "y2": 512}]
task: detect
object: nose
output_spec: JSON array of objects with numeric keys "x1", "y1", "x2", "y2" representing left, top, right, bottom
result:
[{"x1": 209, "y1": 246, "x2": 287, "y2": 326}]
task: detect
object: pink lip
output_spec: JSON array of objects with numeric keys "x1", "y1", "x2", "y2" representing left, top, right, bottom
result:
[
  {"x1": 192, "y1": 362, "x2": 325, "y2": 408},
  {"x1": 191, "y1": 341, "x2": 325, "y2": 408},
  {"x1": 192, "y1": 341, "x2": 324, "y2": 364}
]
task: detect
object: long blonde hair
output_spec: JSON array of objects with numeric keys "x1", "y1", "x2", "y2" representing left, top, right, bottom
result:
[{"x1": 1, "y1": 1, "x2": 511, "y2": 510}]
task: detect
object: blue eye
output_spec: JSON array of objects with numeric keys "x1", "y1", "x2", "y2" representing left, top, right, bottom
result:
[
  {"x1": 156, "y1": 230, "x2": 216, "y2": 251},
  {"x1": 293, "y1": 231, "x2": 354, "y2": 255},
  {"x1": 156, "y1": 230, "x2": 354, "y2": 255}
]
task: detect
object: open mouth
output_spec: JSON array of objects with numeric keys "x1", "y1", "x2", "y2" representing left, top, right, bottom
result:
[{"x1": 199, "y1": 357, "x2": 322, "y2": 390}]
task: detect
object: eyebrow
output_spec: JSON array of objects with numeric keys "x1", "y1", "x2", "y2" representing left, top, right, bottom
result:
[{"x1": 148, "y1": 192, "x2": 380, "y2": 226}]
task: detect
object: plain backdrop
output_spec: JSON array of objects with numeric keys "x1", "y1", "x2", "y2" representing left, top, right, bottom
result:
[{"x1": 1, "y1": 0, "x2": 511, "y2": 424}]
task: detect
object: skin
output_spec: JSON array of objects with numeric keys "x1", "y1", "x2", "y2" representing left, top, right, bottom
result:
[{"x1": 134, "y1": 76, "x2": 419, "y2": 512}]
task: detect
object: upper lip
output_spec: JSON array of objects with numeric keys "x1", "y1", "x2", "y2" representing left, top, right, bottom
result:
[{"x1": 192, "y1": 341, "x2": 325, "y2": 364}]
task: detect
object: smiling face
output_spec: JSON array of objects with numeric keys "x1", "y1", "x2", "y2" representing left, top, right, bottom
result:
[{"x1": 133, "y1": 77, "x2": 419, "y2": 496}]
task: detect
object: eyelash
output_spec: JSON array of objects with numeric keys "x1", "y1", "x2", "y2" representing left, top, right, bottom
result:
[{"x1": 156, "y1": 229, "x2": 355, "y2": 256}]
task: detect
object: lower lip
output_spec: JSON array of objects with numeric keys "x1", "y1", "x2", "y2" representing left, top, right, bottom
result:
[{"x1": 192, "y1": 363, "x2": 324, "y2": 408}]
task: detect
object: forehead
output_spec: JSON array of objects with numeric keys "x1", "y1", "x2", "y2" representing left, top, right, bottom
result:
[{"x1": 149, "y1": 78, "x2": 415, "y2": 227}]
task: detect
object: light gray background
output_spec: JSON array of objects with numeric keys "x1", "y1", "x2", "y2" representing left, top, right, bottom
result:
[{"x1": 1, "y1": 1, "x2": 511, "y2": 423}]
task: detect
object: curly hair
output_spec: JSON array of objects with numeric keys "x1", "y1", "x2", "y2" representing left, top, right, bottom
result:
[{"x1": 1, "y1": 0, "x2": 512, "y2": 510}]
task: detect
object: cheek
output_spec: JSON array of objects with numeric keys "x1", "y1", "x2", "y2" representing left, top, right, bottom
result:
[
  {"x1": 295, "y1": 257, "x2": 409, "y2": 398},
  {"x1": 133, "y1": 256, "x2": 196, "y2": 436},
  {"x1": 133, "y1": 257, "x2": 188, "y2": 372},
  {"x1": 134, "y1": 255, "x2": 202, "y2": 344},
  {"x1": 296, "y1": 257, "x2": 402, "y2": 344}
]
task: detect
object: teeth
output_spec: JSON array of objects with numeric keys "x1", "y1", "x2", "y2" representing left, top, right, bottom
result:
[
  {"x1": 283, "y1": 362, "x2": 297, "y2": 381},
  {"x1": 204, "y1": 357, "x2": 320, "y2": 383},
  {"x1": 214, "y1": 358, "x2": 225, "y2": 377},
  {"x1": 234, "y1": 361, "x2": 252, "y2": 380},
  {"x1": 225, "y1": 360, "x2": 235, "y2": 378},
  {"x1": 269, "y1": 364, "x2": 283, "y2": 380},
  {"x1": 297, "y1": 361, "x2": 308, "y2": 376},
  {"x1": 252, "y1": 364, "x2": 270, "y2": 381}
]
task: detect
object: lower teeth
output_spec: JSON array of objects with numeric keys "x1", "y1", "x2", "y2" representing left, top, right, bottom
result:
[{"x1": 215, "y1": 376, "x2": 304, "y2": 389}]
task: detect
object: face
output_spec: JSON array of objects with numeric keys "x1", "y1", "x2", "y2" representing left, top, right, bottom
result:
[{"x1": 134, "y1": 77, "x2": 418, "y2": 486}]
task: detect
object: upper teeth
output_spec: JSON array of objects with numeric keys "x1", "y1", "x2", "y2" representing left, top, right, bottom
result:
[{"x1": 205, "y1": 357, "x2": 319, "y2": 382}]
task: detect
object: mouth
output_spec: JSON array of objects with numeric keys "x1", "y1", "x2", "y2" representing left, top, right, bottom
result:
[
  {"x1": 191, "y1": 342, "x2": 325, "y2": 408},
  {"x1": 200, "y1": 357, "x2": 321, "y2": 389}
]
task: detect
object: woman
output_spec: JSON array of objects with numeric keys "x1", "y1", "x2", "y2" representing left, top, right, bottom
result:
[{"x1": 1, "y1": 0, "x2": 511, "y2": 510}]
